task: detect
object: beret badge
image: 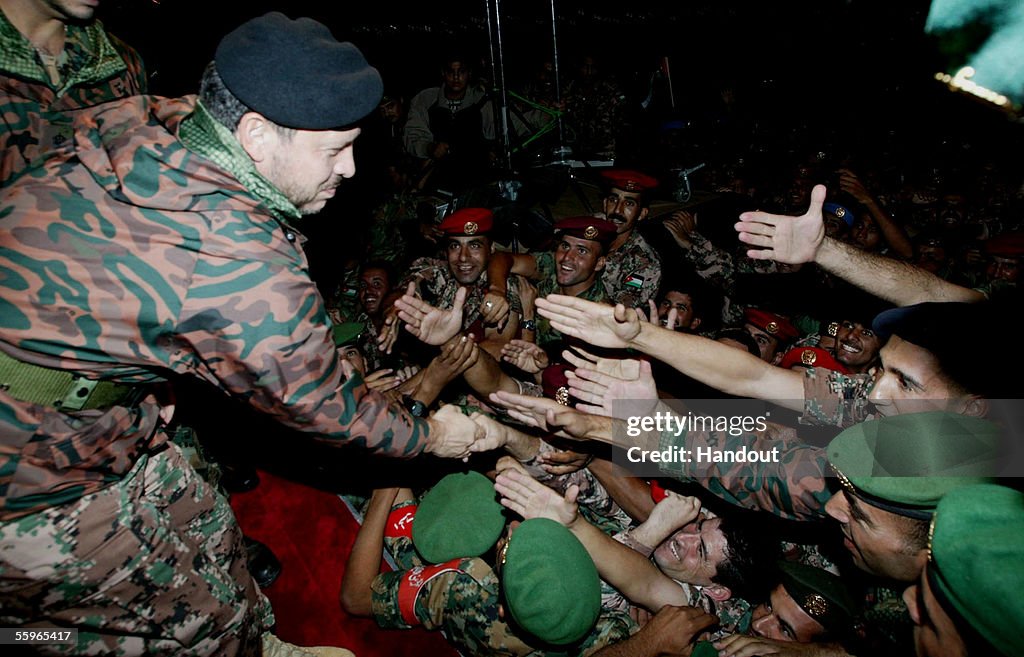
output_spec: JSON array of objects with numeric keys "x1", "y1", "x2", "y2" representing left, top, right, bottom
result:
[
  {"x1": 766, "y1": 321, "x2": 779, "y2": 334},
  {"x1": 584, "y1": 225, "x2": 599, "y2": 239},
  {"x1": 464, "y1": 221, "x2": 479, "y2": 235},
  {"x1": 804, "y1": 593, "x2": 830, "y2": 618},
  {"x1": 801, "y1": 349, "x2": 817, "y2": 365}
]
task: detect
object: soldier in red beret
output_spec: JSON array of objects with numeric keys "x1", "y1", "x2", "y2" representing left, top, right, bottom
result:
[
  {"x1": 779, "y1": 347, "x2": 850, "y2": 375},
  {"x1": 743, "y1": 308, "x2": 800, "y2": 364},
  {"x1": 389, "y1": 207, "x2": 521, "y2": 357},
  {"x1": 485, "y1": 169, "x2": 664, "y2": 313}
]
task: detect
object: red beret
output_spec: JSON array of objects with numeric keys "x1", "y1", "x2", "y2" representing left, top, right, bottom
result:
[
  {"x1": 554, "y1": 216, "x2": 617, "y2": 248},
  {"x1": 779, "y1": 347, "x2": 850, "y2": 374},
  {"x1": 600, "y1": 169, "x2": 658, "y2": 193},
  {"x1": 985, "y1": 232, "x2": 1024, "y2": 258},
  {"x1": 438, "y1": 207, "x2": 493, "y2": 236},
  {"x1": 744, "y1": 308, "x2": 800, "y2": 343},
  {"x1": 542, "y1": 363, "x2": 574, "y2": 405}
]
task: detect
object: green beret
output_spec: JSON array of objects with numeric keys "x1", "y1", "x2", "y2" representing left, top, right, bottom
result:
[
  {"x1": 413, "y1": 472, "x2": 505, "y2": 563},
  {"x1": 827, "y1": 411, "x2": 1001, "y2": 519},
  {"x1": 691, "y1": 641, "x2": 719, "y2": 657},
  {"x1": 331, "y1": 322, "x2": 365, "y2": 347},
  {"x1": 929, "y1": 484, "x2": 1024, "y2": 657},
  {"x1": 778, "y1": 561, "x2": 859, "y2": 637},
  {"x1": 502, "y1": 518, "x2": 601, "y2": 646}
]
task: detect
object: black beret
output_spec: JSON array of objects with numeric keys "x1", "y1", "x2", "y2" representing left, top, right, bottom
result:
[{"x1": 215, "y1": 12, "x2": 383, "y2": 130}]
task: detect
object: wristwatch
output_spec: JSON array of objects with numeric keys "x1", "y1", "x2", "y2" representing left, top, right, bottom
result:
[
  {"x1": 521, "y1": 318, "x2": 537, "y2": 331},
  {"x1": 403, "y1": 394, "x2": 427, "y2": 418}
]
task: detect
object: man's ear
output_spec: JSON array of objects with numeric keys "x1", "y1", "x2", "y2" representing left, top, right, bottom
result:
[
  {"x1": 594, "y1": 255, "x2": 607, "y2": 273},
  {"x1": 689, "y1": 317, "x2": 702, "y2": 331},
  {"x1": 234, "y1": 112, "x2": 274, "y2": 163},
  {"x1": 638, "y1": 207, "x2": 649, "y2": 222},
  {"x1": 958, "y1": 395, "x2": 988, "y2": 418},
  {"x1": 704, "y1": 584, "x2": 732, "y2": 602}
]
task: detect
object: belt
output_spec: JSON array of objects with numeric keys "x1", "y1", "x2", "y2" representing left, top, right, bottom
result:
[{"x1": 0, "y1": 349, "x2": 143, "y2": 411}]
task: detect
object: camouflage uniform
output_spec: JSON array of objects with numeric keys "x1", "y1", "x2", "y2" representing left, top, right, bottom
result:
[
  {"x1": 0, "y1": 441, "x2": 272, "y2": 656},
  {"x1": 800, "y1": 367, "x2": 876, "y2": 428},
  {"x1": 600, "y1": 230, "x2": 662, "y2": 309},
  {"x1": 373, "y1": 500, "x2": 636, "y2": 656},
  {"x1": 0, "y1": 10, "x2": 146, "y2": 184},
  {"x1": 0, "y1": 96, "x2": 429, "y2": 649},
  {"x1": 403, "y1": 257, "x2": 522, "y2": 332},
  {"x1": 534, "y1": 252, "x2": 609, "y2": 348}
]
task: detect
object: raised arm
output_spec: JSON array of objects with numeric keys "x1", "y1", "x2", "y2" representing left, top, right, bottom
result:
[
  {"x1": 340, "y1": 487, "x2": 404, "y2": 616},
  {"x1": 535, "y1": 297, "x2": 805, "y2": 410},
  {"x1": 735, "y1": 184, "x2": 983, "y2": 306}
]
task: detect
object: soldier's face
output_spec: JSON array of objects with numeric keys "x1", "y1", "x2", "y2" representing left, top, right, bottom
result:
[
  {"x1": 442, "y1": 61, "x2": 469, "y2": 95},
  {"x1": 652, "y1": 516, "x2": 727, "y2": 586},
  {"x1": 744, "y1": 324, "x2": 780, "y2": 363},
  {"x1": 339, "y1": 345, "x2": 366, "y2": 375},
  {"x1": 658, "y1": 291, "x2": 699, "y2": 332},
  {"x1": 42, "y1": 0, "x2": 98, "y2": 22},
  {"x1": 986, "y1": 255, "x2": 1019, "y2": 283},
  {"x1": 446, "y1": 236, "x2": 490, "y2": 285},
  {"x1": 263, "y1": 126, "x2": 360, "y2": 215},
  {"x1": 554, "y1": 236, "x2": 605, "y2": 287},
  {"x1": 903, "y1": 569, "x2": 968, "y2": 657},
  {"x1": 359, "y1": 268, "x2": 390, "y2": 316},
  {"x1": 750, "y1": 584, "x2": 826, "y2": 642},
  {"x1": 825, "y1": 490, "x2": 927, "y2": 582},
  {"x1": 602, "y1": 188, "x2": 647, "y2": 235},
  {"x1": 867, "y1": 336, "x2": 976, "y2": 418},
  {"x1": 834, "y1": 320, "x2": 881, "y2": 370}
]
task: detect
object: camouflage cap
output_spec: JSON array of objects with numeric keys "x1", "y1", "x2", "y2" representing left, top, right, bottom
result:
[
  {"x1": 501, "y1": 518, "x2": 601, "y2": 646},
  {"x1": 554, "y1": 216, "x2": 617, "y2": 250},
  {"x1": 216, "y1": 13, "x2": 383, "y2": 129},
  {"x1": 744, "y1": 308, "x2": 800, "y2": 343},
  {"x1": 331, "y1": 322, "x2": 364, "y2": 347},
  {"x1": 599, "y1": 169, "x2": 658, "y2": 194},
  {"x1": 827, "y1": 411, "x2": 1001, "y2": 519},
  {"x1": 929, "y1": 484, "x2": 1024, "y2": 657},
  {"x1": 413, "y1": 471, "x2": 506, "y2": 563},
  {"x1": 777, "y1": 561, "x2": 860, "y2": 637},
  {"x1": 438, "y1": 207, "x2": 494, "y2": 236}
]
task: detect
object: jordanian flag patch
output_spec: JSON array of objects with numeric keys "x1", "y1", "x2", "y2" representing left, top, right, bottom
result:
[{"x1": 624, "y1": 274, "x2": 645, "y2": 289}]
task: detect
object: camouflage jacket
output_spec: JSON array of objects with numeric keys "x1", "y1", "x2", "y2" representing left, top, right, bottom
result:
[
  {"x1": 534, "y1": 252, "x2": 609, "y2": 348},
  {"x1": 0, "y1": 96, "x2": 428, "y2": 520},
  {"x1": 403, "y1": 257, "x2": 523, "y2": 331},
  {"x1": 801, "y1": 367, "x2": 875, "y2": 428},
  {"x1": 655, "y1": 416, "x2": 831, "y2": 522},
  {"x1": 684, "y1": 232, "x2": 778, "y2": 325},
  {"x1": 0, "y1": 10, "x2": 146, "y2": 184},
  {"x1": 601, "y1": 230, "x2": 662, "y2": 308},
  {"x1": 375, "y1": 504, "x2": 636, "y2": 656}
]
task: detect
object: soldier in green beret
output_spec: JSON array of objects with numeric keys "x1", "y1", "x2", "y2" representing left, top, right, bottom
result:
[
  {"x1": 903, "y1": 484, "x2": 1023, "y2": 657},
  {"x1": 341, "y1": 471, "x2": 635, "y2": 656}
]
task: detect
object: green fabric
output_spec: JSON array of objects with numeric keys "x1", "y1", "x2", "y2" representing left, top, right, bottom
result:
[
  {"x1": 178, "y1": 100, "x2": 301, "y2": 222},
  {"x1": 502, "y1": 518, "x2": 601, "y2": 646},
  {"x1": 778, "y1": 561, "x2": 859, "y2": 636},
  {"x1": 331, "y1": 322, "x2": 365, "y2": 347},
  {"x1": 827, "y1": 411, "x2": 1000, "y2": 514},
  {"x1": 930, "y1": 484, "x2": 1024, "y2": 657},
  {"x1": 0, "y1": 12, "x2": 126, "y2": 94},
  {"x1": 412, "y1": 472, "x2": 506, "y2": 564},
  {"x1": 691, "y1": 641, "x2": 719, "y2": 657}
]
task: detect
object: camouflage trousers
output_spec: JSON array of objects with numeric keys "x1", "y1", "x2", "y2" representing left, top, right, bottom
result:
[{"x1": 0, "y1": 441, "x2": 274, "y2": 656}]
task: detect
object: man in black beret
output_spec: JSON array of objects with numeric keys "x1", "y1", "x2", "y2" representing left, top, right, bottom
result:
[{"x1": 0, "y1": 12, "x2": 484, "y2": 656}]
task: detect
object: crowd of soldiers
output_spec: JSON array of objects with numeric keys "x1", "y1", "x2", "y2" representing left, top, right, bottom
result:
[{"x1": 1, "y1": 3, "x2": 1022, "y2": 657}]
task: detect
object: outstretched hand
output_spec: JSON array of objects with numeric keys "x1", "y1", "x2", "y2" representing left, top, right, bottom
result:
[
  {"x1": 486, "y1": 390, "x2": 603, "y2": 442},
  {"x1": 494, "y1": 456, "x2": 580, "y2": 527},
  {"x1": 395, "y1": 282, "x2": 466, "y2": 345},
  {"x1": 501, "y1": 339, "x2": 550, "y2": 374},
  {"x1": 535, "y1": 296, "x2": 642, "y2": 349},
  {"x1": 734, "y1": 184, "x2": 826, "y2": 264}
]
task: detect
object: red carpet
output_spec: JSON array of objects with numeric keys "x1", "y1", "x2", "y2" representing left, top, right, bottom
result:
[{"x1": 230, "y1": 470, "x2": 459, "y2": 657}]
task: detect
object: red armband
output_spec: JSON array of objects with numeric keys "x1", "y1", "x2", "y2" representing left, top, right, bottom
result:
[
  {"x1": 397, "y1": 558, "x2": 466, "y2": 626},
  {"x1": 385, "y1": 505, "x2": 418, "y2": 540}
]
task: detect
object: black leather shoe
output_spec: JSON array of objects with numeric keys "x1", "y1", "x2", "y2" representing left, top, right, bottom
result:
[
  {"x1": 221, "y1": 463, "x2": 260, "y2": 493},
  {"x1": 245, "y1": 536, "x2": 282, "y2": 589}
]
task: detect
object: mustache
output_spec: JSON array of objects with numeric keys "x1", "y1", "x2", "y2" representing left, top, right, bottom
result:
[{"x1": 608, "y1": 213, "x2": 627, "y2": 223}]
